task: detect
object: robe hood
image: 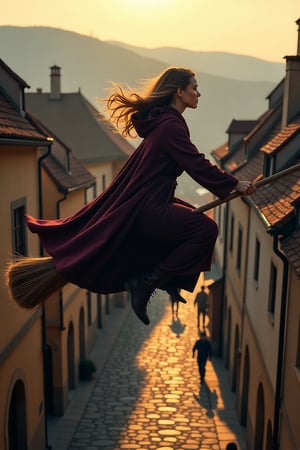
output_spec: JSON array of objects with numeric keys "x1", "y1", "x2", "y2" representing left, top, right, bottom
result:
[{"x1": 132, "y1": 105, "x2": 183, "y2": 138}]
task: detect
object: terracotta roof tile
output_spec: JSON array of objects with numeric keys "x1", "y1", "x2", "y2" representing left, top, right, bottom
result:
[
  {"x1": 224, "y1": 144, "x2": 246, "y2": 172},
  {"x1": 281, "y1": 228, "x2": 300, "y2": 277},
  {"x1": 223, "y1": 116, "x2": 281, "y2": 175},
  {"x1": 42, "y1": 150, "x2": 96, "y2": 192},
  {"x1": 0, "y1": 93, "x2": 48, "y2": 142},
  {"x1": 232, "y1": 150, "x2": 264, "y2": 181},
  {"x1": 211, "y1": 142, "x2": 228, "y2": 161},
  {"x1": 249, "y1": 164, "x2": 300, "y2": 228},
  {"x1": 261, "y1": 121, "x2": 300, "y2": 155}
]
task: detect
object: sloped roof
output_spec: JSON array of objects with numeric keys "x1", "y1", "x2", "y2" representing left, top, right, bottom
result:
[
  {"x1": 244, "y1": 108, "x2": 278, "y2": 142},
  {"x1": 0, "y1": 92, "x2": 49, "y2": 143},
  {"x1": 213, "y1": 68, "x2": 300, "y2": 273},
  {"x1": 231, "y1": 149, "x2": 264, "y2": 181},
  {"x1": 261, "y1": 117, "x2": 300, "y2": 155},
  {"x1": 281, "y1": 228, "x2": 300, "y2": 276},
  {"x1": 28, "y1": 112, "x2": 95, "y2": 193},
  {"x1": 223, "y1": 114, "x2": 282, "y2": 174},
  {"x1": 212, "y1": 109, "x2": 280, "y2": 172},
  {"x1": 249, "y1": 162, "x2": 300, "y2": 229},
  {"x1": 223, "y1": 144, "x2": 246, "y2": 173},
  {"x1": 226, "y1": 119, "x2": 257, "y2": 134},
  {"x1": 226, "y1": 115, "x2": 300, "y2": 273},
  {"x1": 231, "y1": 121, "x2": 300, "y2": 229},
  {"x1": 0, "y1": 58, "x2": 29, "y2": 89},
  {"x1": 211, "y1": 142, "x2": 228, "y2": 162},
  {"x1": 43, "y1": 150, "x2": 96, "y2": 193},
  {"x1": 26, "y1": 91, "x2": 135, "y2": 163}
]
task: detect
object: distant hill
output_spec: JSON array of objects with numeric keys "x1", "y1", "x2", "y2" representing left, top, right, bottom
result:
[
  {"x1": 108, "y1": 41, "x2": 285, "y2": 83},
  {"x1": 0, "y1": 26, "x2": 278, "y2": 152},
  {"x1": 0, "y1": 26, "x2": 280, "y2": 203}
]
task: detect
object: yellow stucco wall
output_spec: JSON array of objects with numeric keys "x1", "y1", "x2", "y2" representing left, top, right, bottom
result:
[
  {"x1": 1, "y1": 144, "x2": 45, "y2": 450},
  {"x1": 240, "y1": 313, "x2": 275, "y2": 450},
  {"x1": 280, "y1": 268, "x2": 300, "y2": 449}
]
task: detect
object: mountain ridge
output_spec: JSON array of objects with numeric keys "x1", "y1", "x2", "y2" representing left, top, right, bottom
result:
[
  {"x1": 0, "y1": 25, "x2": 281, "y2": 203},
  {"x1": 107, "y1": 40, "x2": 285, "y2": 83},
  {"x1": 0, "y1": 26, "x2": 277, "y2": 153}
]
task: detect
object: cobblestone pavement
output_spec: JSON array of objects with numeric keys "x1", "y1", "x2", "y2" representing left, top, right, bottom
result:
[{"x1": 49, "y1": 288, "x2": 247, "y2": 450}]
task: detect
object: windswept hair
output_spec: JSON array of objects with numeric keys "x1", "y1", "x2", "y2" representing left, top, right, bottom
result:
[{"x1": 102, "y1": 67, "x2": 195, "y2": 137}]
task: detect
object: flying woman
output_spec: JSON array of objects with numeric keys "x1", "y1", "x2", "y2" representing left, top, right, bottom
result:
[{"x1": 7, "y1": 67, "x2": 255, "y2": 325}]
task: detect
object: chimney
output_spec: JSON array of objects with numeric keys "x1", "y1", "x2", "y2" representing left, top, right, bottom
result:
[
  {"x1": 282, "y1": 19, "x2": 300, "y2": 128},
  {"x1": 49, "y1": 65, "x2": 61, "y2": 100}
]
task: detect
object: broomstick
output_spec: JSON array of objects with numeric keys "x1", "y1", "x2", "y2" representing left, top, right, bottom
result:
[
  {"x1": 5, "y1": 163, "x2": 300, "y2": 310},
  {"x1": 194, "y1": 162, "x2": 300, "y2": 213}
]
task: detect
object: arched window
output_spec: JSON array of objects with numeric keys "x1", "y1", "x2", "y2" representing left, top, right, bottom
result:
[
  {"x1": 67, "y1": 322, "x2": 76, "y2": 390},
  {"x1": 8, "y1": 379, "x2": 28, "y2": 450},
  {"x1": 79, "y1": 307, "x2": 86, "y2": 361},
  {"x1": 254, "y1": 383, "x2": 265, "y2": 450},
  {"x1": 240, "y1": 346, "x2": 250, "y2": 426},
  {"x1": 231, "y1": 325, "x2": 239, "y2": 392}
]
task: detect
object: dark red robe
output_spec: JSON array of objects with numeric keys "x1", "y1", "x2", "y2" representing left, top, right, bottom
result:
[{"x1": 26, "y1": 106, "x2": 238, "y2": 293}]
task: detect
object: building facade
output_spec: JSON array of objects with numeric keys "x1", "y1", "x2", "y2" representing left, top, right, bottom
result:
[
  {"x1": 0, "y1": 58, "x2": 132, "y2": 450},
  {"x1": 211, "y1": 18, "x2": 300, "y2": 450}
]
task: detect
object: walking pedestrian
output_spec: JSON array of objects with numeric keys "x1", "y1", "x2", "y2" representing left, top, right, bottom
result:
[
  {"x1": 192, "y1": 331, "x2": 212, "y2": 384},
  {"x1": 7, "y1": 67, "x2": 256, "y2": 326},
  {"x1": 170, "y1": 291, "x2": 180, "y2": 320},
  {"x1": 226, "y1": 443, "x2": 238, "y2": 450},
  {"x1": 194, "y1": 285, "x2": 208, "y2": 328}
]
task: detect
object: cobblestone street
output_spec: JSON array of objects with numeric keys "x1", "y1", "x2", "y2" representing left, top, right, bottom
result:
[{"x1": 49, "y1": 289, "x2": 247, "y2": 450}]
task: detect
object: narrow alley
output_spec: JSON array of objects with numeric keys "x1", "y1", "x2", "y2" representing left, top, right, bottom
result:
[{"x1": 48, "y1": 289, "x2": 247, "y2": 450}]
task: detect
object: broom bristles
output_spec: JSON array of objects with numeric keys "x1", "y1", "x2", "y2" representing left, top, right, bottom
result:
[{"x1": 5, "y1": 256, "x2": 67, "y2": 309}]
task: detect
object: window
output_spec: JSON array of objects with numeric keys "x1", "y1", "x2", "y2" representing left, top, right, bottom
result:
[
  {"x1": 236, "y1": 224, "x2": 243, "y2": 273},
  {"x1": 102, "y1": 174, "x2": 106, "y2": 191},
  {"x1": 253, "y1": 238, "x2": 261, "y2": 283},
  {"x1": 87, "y1": 291, "x2": 92, "y2": 326},
  {"x1": 268, "y1": 262, "x2": 277, "y2": 316},
  {"x1": 217, "y1": 206, "x2": 222, "y2": 241},
  {"x1": 222, "y1": 206, "x2": 226, "y2": 244},
  {"x1": 11, "y1": 198, "x2": 27, "y2": 256},
  {"x1": 229, "y1": 213, "x2": 235, "y2": 253}
]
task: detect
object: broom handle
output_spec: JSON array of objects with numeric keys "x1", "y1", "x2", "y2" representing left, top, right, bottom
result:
[{"x1": 194, "y1": 162, "x2": 300, "y2": 213}]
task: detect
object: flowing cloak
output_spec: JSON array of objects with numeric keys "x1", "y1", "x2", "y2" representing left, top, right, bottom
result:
[{"x1": 26, "y1": 105, "x2": 238, "y2": 294}]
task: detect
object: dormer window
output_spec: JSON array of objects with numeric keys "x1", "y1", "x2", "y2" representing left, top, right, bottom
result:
[
  {"x1": 263, "y1": 154, "x2": 276, "y2": 178},
  {"x1": 292, "y1": 198, "x2": 300, "y2": 227}
]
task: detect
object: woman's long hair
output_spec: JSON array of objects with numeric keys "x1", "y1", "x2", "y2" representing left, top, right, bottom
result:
[{"x1": 104, "y1": 67, "x2": 195, "y2": 137}]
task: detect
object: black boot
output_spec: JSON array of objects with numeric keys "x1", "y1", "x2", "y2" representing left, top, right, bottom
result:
[
  {"x1": 164, "y1": 286, "x2": 187, "y2": 304},
  {"x1": 125, "y1": 266, "x2": 170, "y2": 325}
]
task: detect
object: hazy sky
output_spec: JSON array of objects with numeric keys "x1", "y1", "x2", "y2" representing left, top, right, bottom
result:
[{"x1": 2, "y1": 0, "x2": 300, "y2": 62}]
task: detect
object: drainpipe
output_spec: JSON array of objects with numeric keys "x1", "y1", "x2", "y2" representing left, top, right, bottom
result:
[
  {"x1": 55, "y1": 180, "x2": 97, "y2": 330},
  {"x1": 56, "y1": 193, "x2": 67, "y2": 331},
  {"x1": 37, "y1": 143, "x2": 52, "y2": 449},
  {"x1": 271, "y1": 233, "x2": 289, "y2": 450},
  {"x1": 219, "y1": 202, "x2": 229, "y2": 356},
  {"x1": 239, "y1": 201, "x2": 251, "y2": 391}
]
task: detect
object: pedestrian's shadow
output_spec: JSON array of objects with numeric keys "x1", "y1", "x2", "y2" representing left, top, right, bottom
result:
[
  {"x1": 169, "y1": 318, "x2": 186, "y2": 337},
  {"x1": 193, "y1": 383, "x2": 218, "y2": 418}
]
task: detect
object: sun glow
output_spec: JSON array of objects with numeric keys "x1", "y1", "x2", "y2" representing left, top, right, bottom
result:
[
  {"x1": 1, "y1": 0, "x2": 300, "y2": 61},
  {"x1": 130, "y1": 0, "x2": 170, "y2": 4}
]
